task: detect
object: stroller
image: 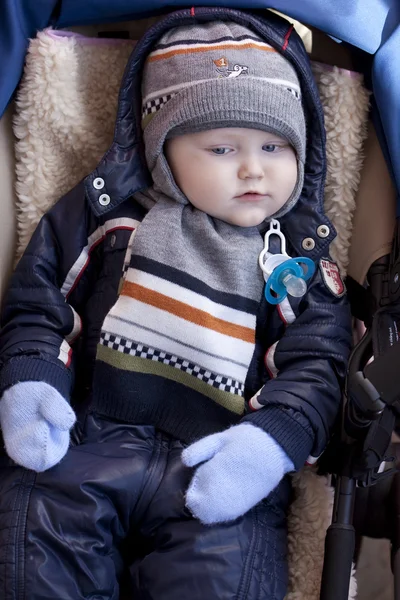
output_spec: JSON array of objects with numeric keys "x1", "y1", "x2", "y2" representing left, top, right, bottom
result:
[{"x1": 1, "y1": 2, "x2": 400, "y2": 599}]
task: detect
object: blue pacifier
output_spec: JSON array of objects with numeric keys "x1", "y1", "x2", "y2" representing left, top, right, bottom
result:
[{"x1": 259, "y1": 219, "x2": 316, "y2": 305}]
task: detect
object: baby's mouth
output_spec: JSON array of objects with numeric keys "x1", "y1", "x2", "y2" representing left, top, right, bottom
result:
[{"x1": 235, "y1": 192, "x2": 266, "y2": 202}]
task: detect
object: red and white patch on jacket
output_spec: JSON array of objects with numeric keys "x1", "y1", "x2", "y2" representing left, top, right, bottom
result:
[{"x1": 319, "y1": 258, "x2": 345, "y2": 297}]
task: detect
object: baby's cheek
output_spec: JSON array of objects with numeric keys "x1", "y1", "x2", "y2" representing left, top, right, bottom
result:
[{"x1": 283, "y1": 162, "x2": 298, "y2": 196}]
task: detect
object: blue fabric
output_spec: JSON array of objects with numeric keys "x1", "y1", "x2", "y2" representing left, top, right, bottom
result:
[
  {"x1": 1, "y1": 1, "x2": 58, "y2": 115},
  {"x1": 373, "y1": 23, "x2": 400, "y2": 215},
  {"x1": 182, "y1": 423, "x2": 294, "y2": 524},
  {"x1": 0, "y1": 380, "x2": 76, "y2": 471},
  {"x1": 55, "y1": 0, "x2": 399, "y2": 52}
]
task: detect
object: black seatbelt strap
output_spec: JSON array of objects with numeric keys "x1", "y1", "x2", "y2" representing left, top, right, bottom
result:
[{"x1": 345, "y1": 276, "x2": 377, "y2": 326}]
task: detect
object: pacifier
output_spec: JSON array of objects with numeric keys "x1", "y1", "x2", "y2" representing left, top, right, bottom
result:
[{"x1": 259, "y1": 219, "x2": 315, "y2": 305}]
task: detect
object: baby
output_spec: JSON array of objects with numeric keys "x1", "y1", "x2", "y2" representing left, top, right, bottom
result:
[{"x1": 0, "y1": 12, "x2": 351, "y2": 600}]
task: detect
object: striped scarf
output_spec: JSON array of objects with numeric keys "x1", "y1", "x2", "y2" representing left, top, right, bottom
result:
[{"x1": 96, "y1": 190, "x2": 265, "y2": 422}]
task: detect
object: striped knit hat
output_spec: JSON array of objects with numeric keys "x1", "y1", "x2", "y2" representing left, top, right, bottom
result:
[{"x1": 141, "y1": 21, "x2": 306, "y2": 217}]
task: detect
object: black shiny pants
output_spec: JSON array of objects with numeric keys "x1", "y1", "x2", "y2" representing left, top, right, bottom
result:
[{"x1": 0, "y1": 413, "x2": 291, "y2": 599}]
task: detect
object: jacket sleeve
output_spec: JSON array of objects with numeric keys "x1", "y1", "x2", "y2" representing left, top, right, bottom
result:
[
  {"x1": 242, "y1": 264, "x2": 352, "y2": 470},
  {"x1": 0, "y1": 184, "x2": 90, "y2": 400}
]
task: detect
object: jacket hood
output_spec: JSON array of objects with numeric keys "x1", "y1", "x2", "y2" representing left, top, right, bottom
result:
[{"x1": 84, "y1": 6, "x2": 335, "y2": 259}]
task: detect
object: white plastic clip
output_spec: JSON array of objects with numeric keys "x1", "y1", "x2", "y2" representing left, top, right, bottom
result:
[{"x1": 259, "y1": 219, "x2": 289, "y2": 281}]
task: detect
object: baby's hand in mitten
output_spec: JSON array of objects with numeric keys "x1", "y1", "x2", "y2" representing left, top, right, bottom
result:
[
  {"x1": 182, "y1": 423, "x2": 294, "y2": 525},
  {"x1": 0, "y1": 381, "x2": 76, "y2": 472}
]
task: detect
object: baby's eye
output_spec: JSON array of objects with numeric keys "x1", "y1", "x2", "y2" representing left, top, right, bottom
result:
[
  {"x1": 262, "y1": 144, "x2": 279, "y2": 153},
  {"x1": 210, "y1": 147, "x2": 231, "y2": 155}
]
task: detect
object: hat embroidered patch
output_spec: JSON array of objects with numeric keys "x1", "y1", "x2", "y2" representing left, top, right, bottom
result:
[
  {"x1": 319, "y1": 258, "x2": 345, "y2": 297},
  {"x1": 213, "y1": 57, "x2": 228, "y2": 68},
  {"x1": 214, "y1": 58, "x2": 249, "y2": 78}
]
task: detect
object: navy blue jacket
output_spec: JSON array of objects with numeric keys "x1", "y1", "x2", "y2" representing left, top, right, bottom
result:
[{"x1": 0, "y1": 7, "x2": 352, "y2": 470}]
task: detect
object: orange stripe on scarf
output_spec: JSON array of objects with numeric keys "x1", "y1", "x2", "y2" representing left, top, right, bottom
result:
[{"x1": 121, "y1": 281, "x2": 254, "y2": 343}]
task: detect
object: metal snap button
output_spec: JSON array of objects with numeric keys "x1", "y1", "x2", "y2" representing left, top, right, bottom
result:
[
  {"x1": 317, "y1": 225, "x2": 330, "y2": 238},
  {"x1": 302, "y1": 237, "x2": 315, "y2": 251},
  {"x1": 99, "y1": 194, "x2": 111, "y2": 206},
  {"x1": 93, "y1": 177, "x2": 105, "y2": 190}
]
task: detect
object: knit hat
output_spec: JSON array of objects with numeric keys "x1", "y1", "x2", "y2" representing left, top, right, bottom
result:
[{"x1": 141, "y1": 21, "x2": 306, "y2": 217}]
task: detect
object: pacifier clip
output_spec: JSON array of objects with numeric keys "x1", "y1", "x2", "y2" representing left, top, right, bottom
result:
[{"x1": 259, "y1": 219, "x2": 315, "y2": 305}]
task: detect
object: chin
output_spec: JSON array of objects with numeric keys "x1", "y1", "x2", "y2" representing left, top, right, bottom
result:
[{"x1": 230, "y1": 215, "x2": 266, "y2": 227}]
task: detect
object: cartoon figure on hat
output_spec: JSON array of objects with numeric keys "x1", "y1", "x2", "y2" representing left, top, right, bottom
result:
[{"x1": 214, "y1": 56, "x2": 249, "y2": 77}]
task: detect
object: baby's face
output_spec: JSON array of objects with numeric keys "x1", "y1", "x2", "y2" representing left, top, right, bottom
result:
[{"x1": 165, "y1": 127, "x2": 298, "y2": 227}]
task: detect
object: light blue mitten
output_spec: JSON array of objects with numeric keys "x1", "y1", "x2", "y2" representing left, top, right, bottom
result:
[
  {"x1": 0, "y1": 381, "x2": 76, "y2": 472},
  {"x1": 182, "y1": 422, "x2": 294, "y2": 524}
]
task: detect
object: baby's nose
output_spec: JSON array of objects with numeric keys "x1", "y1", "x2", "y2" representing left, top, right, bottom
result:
[{"x1": 238, "y1": 159, "x2": 264, "y2": 179}]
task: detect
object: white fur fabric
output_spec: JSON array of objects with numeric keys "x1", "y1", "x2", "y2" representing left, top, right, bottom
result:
[
  {"x1": 311, "y1": 62, "x2": 370, "y2": 276},
  {"x1": 12, "y1": 30, "x2": 369, "y2": 599}
]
